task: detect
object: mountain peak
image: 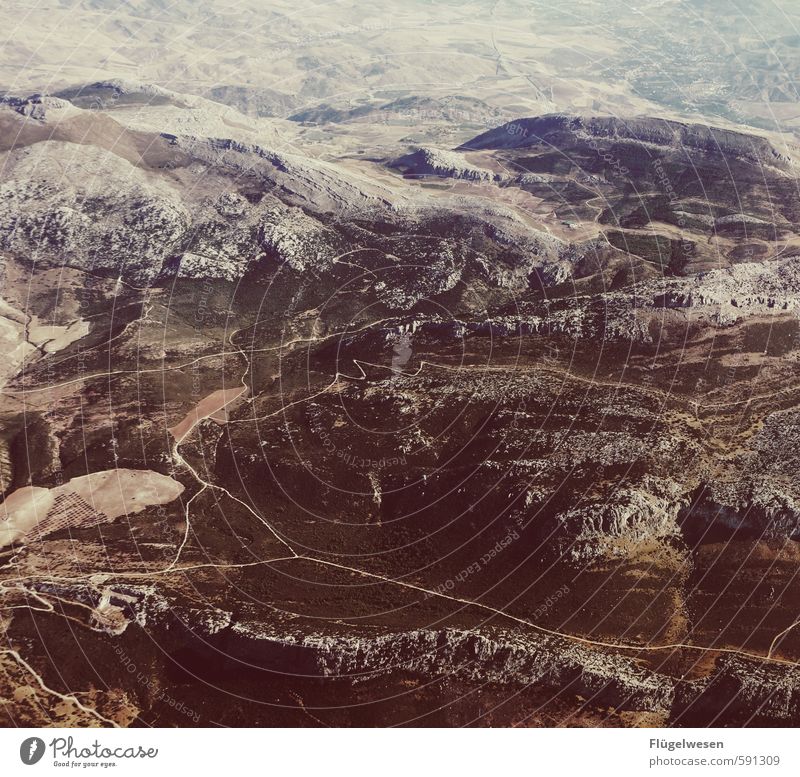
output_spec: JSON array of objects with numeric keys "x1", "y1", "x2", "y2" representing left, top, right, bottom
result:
[{"x1": 459, "y1": 114, "x2": 793, "y2": 170}]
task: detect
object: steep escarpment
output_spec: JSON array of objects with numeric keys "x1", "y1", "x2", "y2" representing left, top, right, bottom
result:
[
  {"x1": 392, "y1": 147, "x2": 497, "y2": 182},
  {"x1": 460, "y1": 114, "x2": 794, "y2": 171}
]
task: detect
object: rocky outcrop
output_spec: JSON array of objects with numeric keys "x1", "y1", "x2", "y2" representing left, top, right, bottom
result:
[
  {"x1": 188, "y1": 614, "x2": 800, "y2": 723},
  {"x1": 0, "y1": 175, "x2": 191, "y2": 283},
  {"x1": 555, "y1": 481, "x2": 686, "y2": 561},
  {"x1": 226, "y1": 621, "x2": 675, "y2": 712},
  {"x1": 54, "y1": 79, "x2": 181, "y2": 109},
  {"x1": 290, "y1": 94, "x2": 508, "y2": 127},
  {"x1": 460, "y1": 114, "x2": 793, "y2": 171},
  {"x1": 0, "y1": 94, "x2": 80, "y2": 122},
  {"x1": 392, "y1": 147, "x2": 497, "y2": 182},
  {"x1": 673, "y1": 656, "x2": 800, "y2": 724},
  {"x1": 653, "y1": 256, "x2": 800, "y2": 322},
  {"x1": 258, "y1": 204, "x2": 343, "y2": 272},
  {"x1": 681, "y1": 480, "x2": 800, "y2": 541}
]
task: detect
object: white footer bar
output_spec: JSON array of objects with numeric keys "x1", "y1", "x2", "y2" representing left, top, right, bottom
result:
[{"x1": 0, "y1": 728, "x2": 795, "y2": 776}]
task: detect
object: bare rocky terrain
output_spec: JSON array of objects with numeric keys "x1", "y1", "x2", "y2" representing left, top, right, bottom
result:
[{"x1": 2, "y1": 0, "x2": 800, "y2": 729}]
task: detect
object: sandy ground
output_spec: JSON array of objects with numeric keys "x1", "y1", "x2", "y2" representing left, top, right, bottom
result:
[
  {"x1": 0, "y1": 486, "x2": 55, "y2": 547},
  {"x1": 29, "y1": 315, "x2": 91, "y2": 354},
  {"x1": 168, "y1": 386, "x2": 248, "y2": 443},
  {"x1": 0, "y1": 279, "x2": 91, "y2": 390},
  {"x1": 0, "y1": 299, "x2": 37, "y2": 388},
  {"x1": 69, "y1": 469, "x2": 184, "y2": 519},
  {"x1": 0, "y1": 469, "x2": 184, "y2": 547}
]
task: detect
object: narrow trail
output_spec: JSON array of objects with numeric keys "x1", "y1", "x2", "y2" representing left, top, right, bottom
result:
[
  {"x1": 170, "y1": 421, "x2": 297, "y2": 559},
  {"x1": 168, "y1": 326, "x2": 297, "y2": 561},
  {"x1": 0, "y1": 648, "x2": 120, "y2": 727},
  {"x1": 768, "y1": 620, "x2": 800, "y2": 659},
  {"x1": 4, "y1": 316, "x2": 398, "y2": 396},
  {"x1": 175, "y1": 346, "x2": 800, "y2": 669},
  {"x1": 8, "y1": 309, "x2": 798, "y2": 429},
  {"x1": 296, "y1": 557, "x2": 800, "y2": 669},
  {"x1": 3, "y1": 318, "x2": 799, "y2": 729},
  {"x1": 4, "y1": 543, "x2": 798, "y2": 670},
  {"x1": 7, "y1": 342, "x2": 799, "y2": 670}
]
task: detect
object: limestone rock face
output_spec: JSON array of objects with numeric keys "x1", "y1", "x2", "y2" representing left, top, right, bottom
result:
[
  {"x1": 555, "y1": 481, "x2": 686, "y2": 561},
  {"x1": 393, "y1": 147, "x2": 497, "y2": 182}
]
